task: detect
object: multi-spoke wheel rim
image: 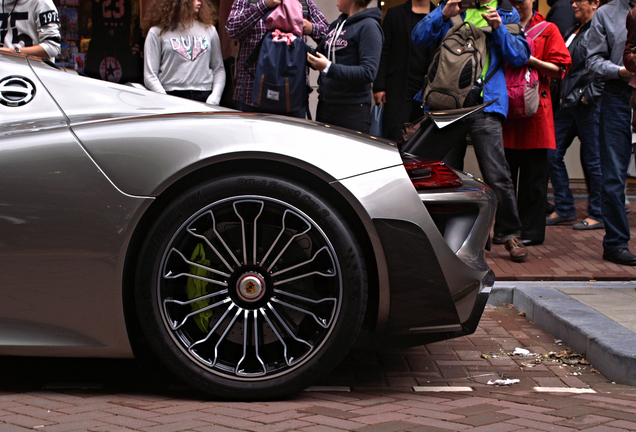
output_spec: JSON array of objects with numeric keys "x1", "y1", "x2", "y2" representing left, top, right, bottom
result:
[{"x1": 158, "y1": 196, "x2": 342, "y2": 381}]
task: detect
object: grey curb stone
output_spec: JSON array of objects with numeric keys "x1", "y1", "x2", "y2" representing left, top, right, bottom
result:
[{"x1": 488, "y1": 282, "x2": 636, "y2": 386}]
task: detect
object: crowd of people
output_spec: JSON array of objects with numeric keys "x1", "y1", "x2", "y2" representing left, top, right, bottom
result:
[
  {"x1": 387, "y1": 0, "x2": 636, "y2": 266},
  {"x1": 4, "y1": 0, "x2": 636, "y2": 265}
]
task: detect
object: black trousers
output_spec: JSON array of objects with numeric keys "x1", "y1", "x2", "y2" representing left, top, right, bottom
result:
[
  {"x1": 167, "y1": 90, "x2": 212, "y2": 102},
  {"x1": 504, "y1": 148, "x2": 548, "y2": 242}
]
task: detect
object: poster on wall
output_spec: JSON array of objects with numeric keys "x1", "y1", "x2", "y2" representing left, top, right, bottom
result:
[
  {"x1": 85, "y1": 0, "x2": 141, "y2": 83},
  {"x1": 60, "y1": 7, "x2": 79, "y2": 40}
]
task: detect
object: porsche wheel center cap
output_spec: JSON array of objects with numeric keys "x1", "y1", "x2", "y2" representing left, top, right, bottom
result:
[{"x1": 237, "y1": 273, "x2": 266, "y2": 302}]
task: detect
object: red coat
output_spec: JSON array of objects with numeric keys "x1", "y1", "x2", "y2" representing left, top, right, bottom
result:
[{"x1": 503, "y1": 13, "x2": 572, "y2": 150}]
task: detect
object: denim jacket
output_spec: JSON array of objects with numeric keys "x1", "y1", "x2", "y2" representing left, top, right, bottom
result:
[{"x1": 411, "y1": 0, "x2": 530, "y2": 117}]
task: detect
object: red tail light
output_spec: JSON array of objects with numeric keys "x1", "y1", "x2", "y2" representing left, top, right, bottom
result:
[{"x1": 402, "y1": 155, "x2": 462, "y2": 190}]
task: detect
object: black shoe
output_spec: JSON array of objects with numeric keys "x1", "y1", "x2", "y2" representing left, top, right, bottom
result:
[
  {"x1": 573, "y1": 219, "x2": 604, "y2": 230},
  {"x1": 603, "y1": 248, "x2": 636, "y2": 266},
  {"x1": 492, "y1": 234, "x2": 505, "y2": 245},
  {"x1": 521, "y1": 239, "x2": 543, "y2": 246},
  {"x1": 546, "y1": 214, "x2": 577, "y2": 225},
  {"x1": 546, "y1": 202, "x2": 555, "y2": 215}
]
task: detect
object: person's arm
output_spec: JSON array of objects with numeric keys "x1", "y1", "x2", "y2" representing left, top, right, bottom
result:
[
  {"x1": 207, "y1": 28, "x2": 226, "y2": 105},
  {"x1": 412, "y1": 2, "x2": 451, "y2": 47},
  {"x1": 34, "y1": 0, "x2": 61, "y2": 58},
  {"x1": 0, "y1": 44, "x2": 49, "y2": 57},
  {"x1": 578, "y1": 27, "x2": 604, "y2": 104},
  {"x1": 225, "y1": 0, "x2": 279, "y2": 41},
  {"x1": 527, "y1": 56, "x2": 563, "y2": 77},
  {"x1": 143, "y1": 30, "x2": 167, "y2": 94},
  {"x1": 528, "y1": 23, "x2": 571, "y2": 79},
  {"x1": 489, "y1": 8, "x2": 530, "y2": 68},
  {"x1": 0, "y1": 0, "x2": 60, "y2": 58},
  {"x1": 586, "y1": 10, "x2": 623, "y2": 80},
  {"x1": 0, "y1": 0, "x2": 62, "y2": 58},
  {"x1": 306, "y1": 0, "x2": 329, "y2": 42},
  {"x1": 321, "y1": 20, "x2": 383, "y2": 84}
]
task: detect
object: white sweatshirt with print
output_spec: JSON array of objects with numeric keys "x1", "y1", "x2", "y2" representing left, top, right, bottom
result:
[{"x1": 144, "y1": 21, "x2": 226, "y2": 105}]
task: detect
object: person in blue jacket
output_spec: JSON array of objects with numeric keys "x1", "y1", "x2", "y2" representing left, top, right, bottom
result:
[
  {"x1": 307, "y1": 0, "x2": 383, "y2": 133},
  {"x1": 411, "y1": 0, "x2": 531, "y2": 263}
]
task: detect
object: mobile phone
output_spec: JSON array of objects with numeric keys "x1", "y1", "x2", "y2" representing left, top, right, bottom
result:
[
  {"x1": 459, "y1": 0, "x2": 480, "y2": 8},
  {"x1": 631, "y1": 46, "x2": 636, "y2": 53},
  {"x1": 306, "y1": 45, "x2": 318, "y2": 70}
]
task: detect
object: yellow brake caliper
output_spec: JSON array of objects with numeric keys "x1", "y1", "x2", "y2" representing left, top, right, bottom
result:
[{"x1": 186, "y1": 243, "x2": 213, "y2": 333}]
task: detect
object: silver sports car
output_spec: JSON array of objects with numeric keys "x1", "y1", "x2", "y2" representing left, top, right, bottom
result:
[{"x1": 0, "y1": 52, "x2": 495, "y2": 399}]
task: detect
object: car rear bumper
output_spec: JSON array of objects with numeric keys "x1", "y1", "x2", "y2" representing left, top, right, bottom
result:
[{"x1": 352, "y1": 170, "x2": 496, "y2": 349}]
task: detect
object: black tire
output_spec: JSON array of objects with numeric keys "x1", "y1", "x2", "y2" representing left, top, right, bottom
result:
[{"x1": 134, "y1": 173, "x2": 367, "y2": 400}]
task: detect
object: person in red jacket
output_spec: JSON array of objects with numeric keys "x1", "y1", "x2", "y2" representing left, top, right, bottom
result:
[{"x1": 502, "y1": 0, "x2": 571, "y2": 246}]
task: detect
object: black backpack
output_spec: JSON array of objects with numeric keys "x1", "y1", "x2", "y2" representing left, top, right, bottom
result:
[{"x1": 245, "y1": 0, "x2": 309, "y2": 115}]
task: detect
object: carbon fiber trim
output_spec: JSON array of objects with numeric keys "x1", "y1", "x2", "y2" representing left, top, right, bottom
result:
[{"x1": 374, "y1": 219, "x2": 459, "y2": 331}]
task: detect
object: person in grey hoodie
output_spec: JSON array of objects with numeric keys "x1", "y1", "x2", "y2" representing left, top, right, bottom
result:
[{"x1": 307, "y1": 0, "x2": 383, "y2": 133}]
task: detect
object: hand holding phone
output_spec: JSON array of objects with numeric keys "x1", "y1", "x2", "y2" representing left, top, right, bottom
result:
[{"x1": 306, "y1": 45, "x2": 318, "y2": 57}]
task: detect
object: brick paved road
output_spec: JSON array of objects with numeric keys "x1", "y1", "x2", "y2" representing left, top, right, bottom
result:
[
  {"x1": 1, "y1": 305, "x2": 635, "y2": 432},
  {"x1": 486, "y1": 200, "x2": 636, "y2": 281}
]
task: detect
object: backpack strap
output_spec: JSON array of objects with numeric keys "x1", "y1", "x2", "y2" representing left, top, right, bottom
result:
[
  {"x1": 450, "y1": 15, "x2": 463, "y2": 29},
  {"x1": 526, "y1": 21, "x2": 550, "y2": 40},
  {"x1": 482, "y1": 60, "x2": 502, "y2": 86},
  {"x1": 244, "y1": 32, "x2": 267, "y2": 69}
]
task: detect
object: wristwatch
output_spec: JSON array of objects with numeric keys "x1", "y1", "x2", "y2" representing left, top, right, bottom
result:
[{"x1": 14, "y1": 47, "x2": 21, "y2": 53}]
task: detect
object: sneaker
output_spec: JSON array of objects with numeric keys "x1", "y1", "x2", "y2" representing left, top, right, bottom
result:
[
  {"x1": 505, "y1": 237, "x2": 528, "y2": 262},
  {"x1": 603, "y1": 248, "x2": 636, "y2": 266}
]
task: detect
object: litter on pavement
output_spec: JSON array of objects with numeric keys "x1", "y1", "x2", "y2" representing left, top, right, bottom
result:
[{"x1": 487, "y1": 378, "x2": 521, "y2": 386}]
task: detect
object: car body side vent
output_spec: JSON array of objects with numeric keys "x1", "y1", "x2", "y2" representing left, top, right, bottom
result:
[{"x1": 0, "y1": 76, "x2": 36, "y2": 107}]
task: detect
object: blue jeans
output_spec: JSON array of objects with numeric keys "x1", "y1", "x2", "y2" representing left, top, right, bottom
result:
[
  {"x1": 598, "y1": 80, "x2": 632, "y2": 253},
  {"x1": 548, "y1": 103, "x2": 602, "y2": 222}
]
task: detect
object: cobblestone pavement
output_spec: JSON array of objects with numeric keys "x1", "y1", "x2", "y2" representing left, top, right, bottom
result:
[{"x1": 1, "y1": 305, "x2": 635, "y2": 431}]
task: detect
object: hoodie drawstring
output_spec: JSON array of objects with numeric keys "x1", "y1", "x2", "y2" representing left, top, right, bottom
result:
[{"x1": 328, "y1": 18, "x2": 347, "y2": 64}]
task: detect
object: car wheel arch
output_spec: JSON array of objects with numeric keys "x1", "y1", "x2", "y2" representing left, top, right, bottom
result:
[{"x1": 121, "y1": 157, "x2": 382, "y2": 366}]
